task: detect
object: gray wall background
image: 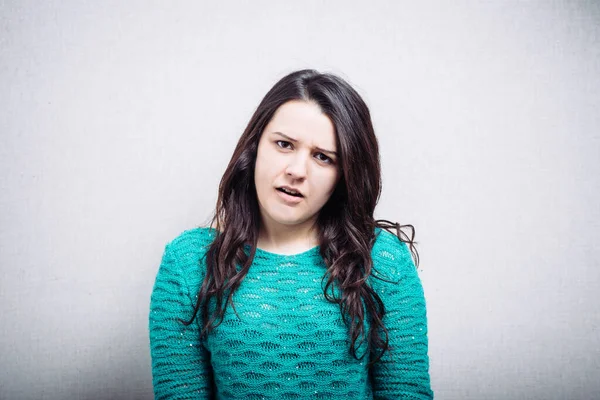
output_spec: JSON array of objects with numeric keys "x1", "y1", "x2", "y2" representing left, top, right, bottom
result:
[{"x1": 1, "y1": 1, "x2": 599, "y2": 399}]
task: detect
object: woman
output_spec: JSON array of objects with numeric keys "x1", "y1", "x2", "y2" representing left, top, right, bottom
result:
[{"x1": 149, "y1": 69, "x2": 433, "y2": 399}]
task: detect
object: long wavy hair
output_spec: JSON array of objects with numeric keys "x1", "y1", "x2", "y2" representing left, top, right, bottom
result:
[{"x1": 184, "y1": 69, "x2": 419, "y2": 369}]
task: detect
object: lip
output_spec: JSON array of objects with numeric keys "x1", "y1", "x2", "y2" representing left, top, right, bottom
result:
[
  {"x1": 278, "y1": 185, "x2": 304, "y2": 197},
  {"x1": 275, "y1": 187, "x2": 304, "y2": 204}
]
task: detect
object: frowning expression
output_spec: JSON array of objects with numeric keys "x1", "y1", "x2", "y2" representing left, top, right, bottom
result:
[{"x1": 254, "y1": 100, "x2": 341, "y2": 228}]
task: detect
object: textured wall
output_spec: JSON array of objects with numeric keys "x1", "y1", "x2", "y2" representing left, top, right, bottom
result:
[{"x1": 1, "y1": 1, "x2": 599, "y2": 399}]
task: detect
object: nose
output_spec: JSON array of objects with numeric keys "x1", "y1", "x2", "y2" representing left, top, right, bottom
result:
[{"x1": 285, "y1": 152, "x2": 308, "y2": 180}]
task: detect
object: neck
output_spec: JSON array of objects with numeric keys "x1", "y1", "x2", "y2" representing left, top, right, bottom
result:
[{"x1": 257, "y1": 218, "x2": 319, "y2": 254}]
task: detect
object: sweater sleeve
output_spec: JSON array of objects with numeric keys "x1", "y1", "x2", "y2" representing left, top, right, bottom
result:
[
  {"x1": 371, "y1": 239, "x2": 433, "y2": 399},
  {"x1": 149, "y1": 242, "x2": 213, "y2": 399}
]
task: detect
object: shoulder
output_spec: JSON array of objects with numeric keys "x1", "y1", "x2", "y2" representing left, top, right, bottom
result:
[
  {"x1": 371, "y1": 227, "x2": 413, "y2": 264},
  {"x1": 166, "y1": 226, "x2": 217, "y2": 259},
  {"x1": 370, "y1": 227, "x2": 417, "y2": 284},
  {"x1": 163, "y1": 226, "x2": 217, "y2": 287}
]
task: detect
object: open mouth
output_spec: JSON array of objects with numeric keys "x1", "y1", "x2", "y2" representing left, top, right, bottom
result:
[{"x1": 276, "y1": 187, "x2": 304, "y2": 198}]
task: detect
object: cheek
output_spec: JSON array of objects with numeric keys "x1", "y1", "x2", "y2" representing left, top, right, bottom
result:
[
  {"x1": 254, "y1": 152, "x2": 279, "y2": 194},
  {"x1": 254, "y1": 147, "x2": 270, "y2": 177},
  {"x1": 256, "y1": 146, "x2": 276, "y2": 170},
  {"x1": 312, "y1": 171, "x2": 339, "y2": 197}
]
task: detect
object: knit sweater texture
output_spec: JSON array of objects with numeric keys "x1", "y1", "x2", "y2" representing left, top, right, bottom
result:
[{"x1": 149, "y1": 226, "x2": 433, "y2": 399}]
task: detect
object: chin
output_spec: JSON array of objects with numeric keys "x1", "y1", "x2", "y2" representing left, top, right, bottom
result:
[{"x1": 266, "y1": 209, "x2": 304, "y2": 224}]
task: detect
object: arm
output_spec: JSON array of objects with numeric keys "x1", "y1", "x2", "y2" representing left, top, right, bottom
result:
[
  {"x1": 371, "y1": 240, "x2": 433, "y2": 399},
  {"x1": 149, "y1": 243, "x2": 213, "y2": 399}
]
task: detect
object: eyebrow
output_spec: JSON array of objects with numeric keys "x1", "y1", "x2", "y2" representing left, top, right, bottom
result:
[{"x1": 271, "y1": 131, "x2": 338, "y2": 156}]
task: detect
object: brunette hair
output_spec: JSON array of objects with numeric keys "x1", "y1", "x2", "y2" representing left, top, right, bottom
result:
[{"x1": 184, "y1": 69, "x2": 419, "y2": 368}]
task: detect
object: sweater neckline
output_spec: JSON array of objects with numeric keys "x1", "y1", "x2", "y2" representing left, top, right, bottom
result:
[
  {"x1": 243, "y1": 243, "x2": 321, "y2": 259},
  {"x1": 205, "y1": 227, "x2": 321, "y2": 259}
]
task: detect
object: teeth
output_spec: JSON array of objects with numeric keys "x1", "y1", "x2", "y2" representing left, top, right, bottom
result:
[{"x1": 280, "y1": 188, "x2": 300, "y2": 196}]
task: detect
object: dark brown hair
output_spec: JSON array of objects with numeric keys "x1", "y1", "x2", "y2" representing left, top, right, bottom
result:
[{"x1": 185, "y1": 69, "x2": 419, "y2": 368}]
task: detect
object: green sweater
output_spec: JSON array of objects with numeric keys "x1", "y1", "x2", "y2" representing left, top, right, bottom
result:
[{"x1": 149, "y1": 227, "x2": 433, "y2": 399}]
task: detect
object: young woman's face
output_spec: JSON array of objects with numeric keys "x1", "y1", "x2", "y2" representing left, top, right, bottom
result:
[{"x1": 254, "y1": 100, "x2": 341, "y2": 231}]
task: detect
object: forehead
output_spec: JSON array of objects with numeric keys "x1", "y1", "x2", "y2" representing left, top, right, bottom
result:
[{"x1": 265, "y1": 100, "x2": 336, "y2": 148}]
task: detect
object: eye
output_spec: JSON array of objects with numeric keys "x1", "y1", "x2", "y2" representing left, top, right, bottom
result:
[
  {"x1": 275, "y1": 140, "x2": 293, "y2": 149},
  {"x1": 315, "y1": 153, "x2": 333, "y2": 164},
  {"x1": 276, "y1": 140, "x2": 334, "y2": 165}
]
